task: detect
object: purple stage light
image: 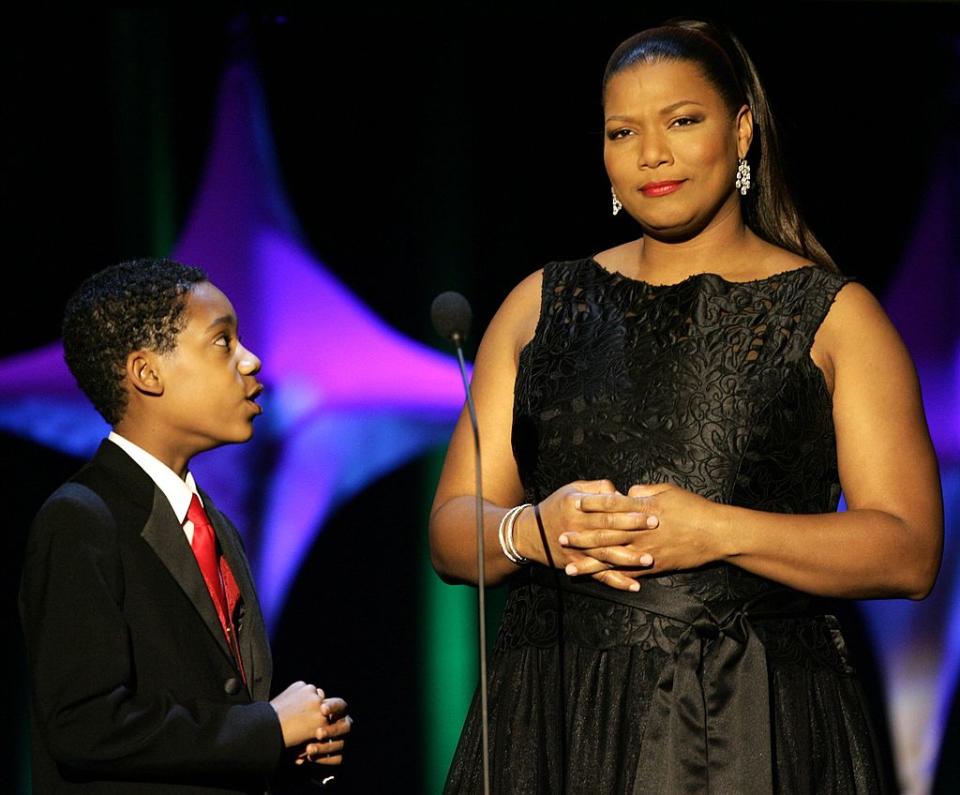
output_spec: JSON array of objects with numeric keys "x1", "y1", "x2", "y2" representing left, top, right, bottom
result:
[
  {"x1": 0, "y1": 54, "x2": 466, "y2": 627},
  {"x1": 857, "y1": 133, "x2": 960, "y2": 790}
]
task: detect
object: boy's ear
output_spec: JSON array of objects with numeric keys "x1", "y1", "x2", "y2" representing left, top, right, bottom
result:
[{"x1": 126, "y1": 350, "x2": 164, "y2": 396}]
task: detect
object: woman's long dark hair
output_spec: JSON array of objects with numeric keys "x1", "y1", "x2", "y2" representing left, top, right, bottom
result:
[{"x1": 604, "y1": 19, "x2": 837, "y2": 271}]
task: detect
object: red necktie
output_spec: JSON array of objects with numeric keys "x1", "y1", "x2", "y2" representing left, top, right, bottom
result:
[{"x1": 186, "y1": 494, "x2": 246, "y2": 683}]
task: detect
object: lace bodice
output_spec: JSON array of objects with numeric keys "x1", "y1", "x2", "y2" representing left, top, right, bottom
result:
[{"x1": 511, "y1": 258, "x2": 851, "y2": 600}]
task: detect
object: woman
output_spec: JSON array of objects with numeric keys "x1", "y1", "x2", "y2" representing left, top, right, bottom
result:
[{"x1": 429, "y1": 19, "x2": 942, "y2": 794}]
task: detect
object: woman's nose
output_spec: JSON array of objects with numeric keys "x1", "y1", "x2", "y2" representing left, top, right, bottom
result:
[{"x1": 637, "y1": 131, "x2": 671, "y2": 169}]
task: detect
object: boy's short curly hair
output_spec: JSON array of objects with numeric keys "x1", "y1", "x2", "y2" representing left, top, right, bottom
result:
[{"x1": 62, "y1": 258, "x2": 207, "y2": 426}]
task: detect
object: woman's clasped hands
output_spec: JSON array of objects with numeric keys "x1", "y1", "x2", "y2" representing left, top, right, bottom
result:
[{"x1": 517, "y1": 479, "x2": 726, "y2": 592}]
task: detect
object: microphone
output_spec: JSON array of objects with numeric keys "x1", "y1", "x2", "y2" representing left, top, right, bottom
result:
[
  {"x1": 431, "y1": 291, "x2": 473, "y2": 345},
  {"x1": 431, "y1": 291, "x2": 490, "y2": 795}
]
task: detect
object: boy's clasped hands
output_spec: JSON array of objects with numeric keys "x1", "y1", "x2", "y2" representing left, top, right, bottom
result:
[{"x1": 270, "y1": 681, "x2": 353, "y2": 765}]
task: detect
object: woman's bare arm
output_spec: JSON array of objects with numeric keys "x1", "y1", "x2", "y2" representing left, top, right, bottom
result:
[
  {"x1": 429, "y1": 269, "x2": 656, "y2": 586},
  {"x1": 429, "y1": 270, "x2": 541, "y2": 585},
  {"x1": 560, "y1": 283, "x2": 943, "y2": 599}
]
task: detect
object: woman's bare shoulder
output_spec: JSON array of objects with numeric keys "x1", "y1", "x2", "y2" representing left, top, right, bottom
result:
[
  {"x1": 821, "y1": 280, "x2": 888, "y2": 333},
  {"x1": 815, "y1": 279, "x2": 912, "y2": 380},
  {"x1": 481, "y1": 268, "x2": 544, "y2": 363}
]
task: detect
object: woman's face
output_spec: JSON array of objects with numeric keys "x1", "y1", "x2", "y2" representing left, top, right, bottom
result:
[{"x1": 603, "y1": 58, "x2": 752, "y2": 240}]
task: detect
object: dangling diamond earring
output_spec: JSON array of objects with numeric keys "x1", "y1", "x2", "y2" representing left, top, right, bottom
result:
[
  {"x1": 611, "y1": 187, "x2": 622, "y2": 216},
  {"x1": 735, "y1": 158, "x2": 751, "y2": 195}
]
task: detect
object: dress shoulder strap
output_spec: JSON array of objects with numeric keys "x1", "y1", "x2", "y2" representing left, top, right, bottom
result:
[{"x1": 790, "y1": 268, "x2": 856, "y2": 361}]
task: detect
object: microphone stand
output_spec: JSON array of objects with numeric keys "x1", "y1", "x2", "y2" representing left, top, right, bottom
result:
[{"x1": 451, "y1": 331, "x2": 491, "y2": 795}]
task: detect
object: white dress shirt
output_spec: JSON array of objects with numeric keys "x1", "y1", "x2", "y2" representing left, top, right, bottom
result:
[{"x1": 108, "y1": 431, "x2": 204, "y2": 544}]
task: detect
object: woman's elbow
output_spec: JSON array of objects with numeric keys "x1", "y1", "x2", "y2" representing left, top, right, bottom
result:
[
  {"x1": 429, "y1": 544, "x2": 461, "y2": 584},
  {"x1": 904, "y1": 556, "x2": 940, "y2": 601},
  {"x1": 903, "y1": 527, "x2": 943, "y2": 601},
  {"x1": 428, "y1": 514, "x2": 466, "y2": 585}
]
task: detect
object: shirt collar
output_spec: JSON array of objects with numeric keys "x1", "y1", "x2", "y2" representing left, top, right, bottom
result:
[{"x1": 107, "y1": 432, "x2": 201, "y2": 524}]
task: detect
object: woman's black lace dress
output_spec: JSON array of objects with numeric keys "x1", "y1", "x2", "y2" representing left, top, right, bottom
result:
[{"x1": 443, "y1": 259, "x2": 890, "y2": 794}]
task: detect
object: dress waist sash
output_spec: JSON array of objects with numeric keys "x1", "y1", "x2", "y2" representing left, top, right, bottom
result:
[{"x1": 526, "y1": 565, "x2": 815, "y2": 795}]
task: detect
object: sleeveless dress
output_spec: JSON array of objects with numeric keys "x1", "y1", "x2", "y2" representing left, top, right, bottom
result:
[{"x1": 443, "y1": 259, "x2": 890, "y2": 794}]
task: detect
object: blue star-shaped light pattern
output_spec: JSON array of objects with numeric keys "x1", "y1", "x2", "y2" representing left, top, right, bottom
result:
[{"x1": 0, "y1": 57, "x2": 465, "y2": 626}]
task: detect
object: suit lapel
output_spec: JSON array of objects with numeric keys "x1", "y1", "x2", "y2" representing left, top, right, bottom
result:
[
  {"x1": 139, "y1": 488, "x2": 236, "y2": 666},
  {"x1": 204, "y1": 497, "x2": 273, "y2": 702},
  {"x1": 95, "y1": 438, "x2": 269, "y2": 696}
]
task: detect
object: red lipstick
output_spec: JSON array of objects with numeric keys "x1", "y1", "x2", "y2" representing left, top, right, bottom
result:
[{"x1": 640, "y1": 180, "x2": 685, "y2": 197}]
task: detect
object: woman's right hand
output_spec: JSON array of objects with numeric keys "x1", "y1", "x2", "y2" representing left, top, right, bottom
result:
[
  {"x1": 513, "y1": 479, "x2": 658, "y2": 589},
  {"x1": 430, "y1": 272, "x2": 661, "y2": 588}
]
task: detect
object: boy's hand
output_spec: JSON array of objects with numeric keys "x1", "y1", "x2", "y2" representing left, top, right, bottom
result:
[
  {"x1": 295, "y1": 696, "x2": 352, "y2": 766},
  {"x1": 270, "y1": 681, "x2": 332, "y2": 747}
]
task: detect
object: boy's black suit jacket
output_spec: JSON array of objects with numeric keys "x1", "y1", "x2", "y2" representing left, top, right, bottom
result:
[{"x1": 20, "y1": 439, "x2": 283, "y2": 793}]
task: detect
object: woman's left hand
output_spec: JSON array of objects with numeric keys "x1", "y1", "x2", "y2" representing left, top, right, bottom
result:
[{"x1": 560, "y1": 483, "x2": 728, "y2": 587}]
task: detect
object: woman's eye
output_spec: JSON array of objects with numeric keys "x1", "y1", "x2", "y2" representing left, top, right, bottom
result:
[
  {"x1": 606, "y1": 128, "x2": 633, "y2": 140},
  {"x1": 671, "y1": 116, "x2": 700, "y2": 128},
  {"x1": 214, "y1": 334, "x2": 231, "y2": 348}
]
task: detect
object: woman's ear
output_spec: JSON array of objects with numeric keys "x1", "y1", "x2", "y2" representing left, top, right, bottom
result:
[
  {"x1": 736, "y1": 104, "x2": 754, "y2": 160},
  {"x1": 126, "y1": 350, "x2": 164, "y2": 396}
]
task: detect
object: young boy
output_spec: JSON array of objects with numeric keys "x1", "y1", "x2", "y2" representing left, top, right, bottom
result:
[{"x1": 20, "y1": 259, "x2": 351, "y2": 793}]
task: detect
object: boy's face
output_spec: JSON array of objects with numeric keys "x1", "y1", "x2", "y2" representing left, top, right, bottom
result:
[{"x1": 153, "y1": 281, "x2": 263, "y2": 451}]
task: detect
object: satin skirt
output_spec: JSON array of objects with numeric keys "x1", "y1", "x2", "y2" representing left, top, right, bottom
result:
[{"x1": 443, "y1": 569, "x2": 890, "y2": 795}]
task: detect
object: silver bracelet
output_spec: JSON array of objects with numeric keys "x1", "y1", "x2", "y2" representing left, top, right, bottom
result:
[
  {"x1": 498, "y1": 503, "x2": 532, "y2": 565},
  {"x1": 506, "y1": 504, "x2": 532, "y2": 564},
  {"x1": 498, "y1": 505, "x2": 525, "y2": 564}
]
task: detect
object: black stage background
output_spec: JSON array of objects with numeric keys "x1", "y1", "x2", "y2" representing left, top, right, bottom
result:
[{"x1": 3, "y1": 4, "x2": 959, "y2": 792}]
